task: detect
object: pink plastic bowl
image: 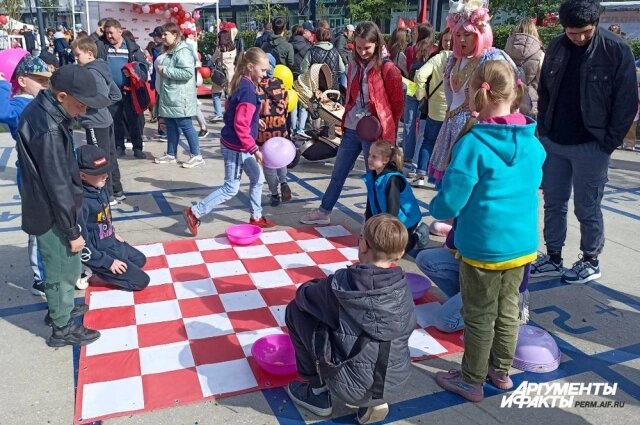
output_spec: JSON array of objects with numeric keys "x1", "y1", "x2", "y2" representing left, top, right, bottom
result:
[
  {"x1": 251, "y1": 334, "x2": 297, "y2": 375},
  {"x1": 405, "y1": 272, "x2": 432, "y2": 300},
  {"x1": 0, "y1": 48, "x2": 29, "y2": 82},
  {"x1": 225, "y1": 224, "x2": 262, "y2": 245}
]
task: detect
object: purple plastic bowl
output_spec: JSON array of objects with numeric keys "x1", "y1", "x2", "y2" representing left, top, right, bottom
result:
[
  {"x1": 405, "y1": 272, "x2": 432, "y2": 300},
  {"x1": 512, "y1": 325, "x2": 561, "y2": 373},
  {"x1": 225, "y1": 224, "x2": 262, "y2": 246},
  {"x1": 251, "y1": 334, "x2": 297, "y2": 375}
]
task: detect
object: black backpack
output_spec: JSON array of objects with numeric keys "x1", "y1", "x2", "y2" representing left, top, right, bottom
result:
[{"x1": 210, "y1": 57, "x2": 228, "y2": 89}]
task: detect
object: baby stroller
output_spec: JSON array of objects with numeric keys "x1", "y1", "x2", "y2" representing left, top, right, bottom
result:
[{"x1": 290, "y1": 63, "x2": 344, "y2": 167}]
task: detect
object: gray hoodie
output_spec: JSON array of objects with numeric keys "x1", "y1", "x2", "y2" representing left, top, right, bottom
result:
[{"x1": 79, "y1": 59, "x2": 122, "y2": 129}]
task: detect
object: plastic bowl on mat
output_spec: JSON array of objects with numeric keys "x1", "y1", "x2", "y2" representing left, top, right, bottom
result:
[
  {"x1": 405, "y1": 272, "x2": 432, "y2": 300},
  {"x1": 225, "y1": 224, "x2": 262, "y2": 245},
  {"x1": 512, "y1": 325, "x2": 561, "y2": 373},
  {"x1": 251, "y1": 334, "x2": 297, "y2": 375}
]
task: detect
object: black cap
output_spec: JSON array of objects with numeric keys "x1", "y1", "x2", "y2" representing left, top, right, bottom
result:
[
  {"x1": 303, "y1": 22, "x2": 314, "y2": 32},
  {"x1": 77, "y1": 144, "x2": 112, "y2": 176},
  {"x1": 50, "y1": 64, "x2": 111, "y2": 109},
  {"x1": 149, "y1": 26, "x2": 163, "y2": 38}
]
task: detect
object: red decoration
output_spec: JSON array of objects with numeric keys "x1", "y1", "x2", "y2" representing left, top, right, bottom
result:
[
  {"x1": 397, "y1": 18, "x2": 407, "y2": 30},
  {"x1": 199, "y1": 67, "x2": 211, "y2": 79},
  {"x1": 0, "y1": 15, "x2": 8, "y2": 25}
]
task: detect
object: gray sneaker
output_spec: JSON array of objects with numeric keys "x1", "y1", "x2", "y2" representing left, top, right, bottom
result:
[
  {"x1": 530, "y1": 254, "x2": 563, "y2": 278},
  {"x1": 181, "y1": 155, "x2": 205, "y2": 169},
  {"x1": 562, "y1": 257, "x2": 601, "y2": 284},
  {"x1": 300, "y1": 208, "x2": 330, "y2": 225},
  {"x1": 154, "y1": 154, "x2": 177, "y2": 164},
  {"x1": 286, "y1": 381, "x2": 332, "y2": 417}
]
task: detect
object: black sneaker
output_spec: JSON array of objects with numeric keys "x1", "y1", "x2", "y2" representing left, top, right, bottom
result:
[
  {"x1": 356, "y1": 403, "x2": 389, "y2": 424},
  {"x1": 116, "y1": 147, "x2": 126, "y2": 157},
  {"x1": 286, "y1": 381, "x2": 332, "y2": 417},
  {"x1": 271, "y1": 194, "x2": 281, "y2": 207},
  {"x1": 47, "y1": 320, "x2": 100, "y2": 347},
  {"x1": 44, "y1": 304, "x2": 90, "y2": 327},
  {"x1": 133, "y1": 149, "x2": 146, "y2": 159},
  {"x1": 31, "y1": 280, "x2": 46, "y2": 297},
  {"x1": 281, "y1": 183, "x2": 292, "y2": 202},
  {"x1": 198, "y1": 129, "x2": 210, "y2": 138}
]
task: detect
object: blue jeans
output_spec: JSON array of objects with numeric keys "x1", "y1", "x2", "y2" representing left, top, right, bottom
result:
[
  {"x1": 192, "y1": 146, "x2": 265, "y2": 220},
  {"x1": 212, "y1": 91, "x2": 223, "y2": 118},
  {"x1": 417, "y1": 116, "x2": 443, "y2": 175},
  {"x1": 164, "y1": 117, "x2": 201, "y2": 156},
  {"x1": 320, "y1": 129, "x2": 371, "y2": 214},
  {"x1": 415, "y1": 247, "x2": 464, "y2": 333},
  {"x1": 403, "y1": 95, "x2": 420, "y2": 164},
  {"x1": 289, "y1": 105, "x2": 309, "y2": 132}
]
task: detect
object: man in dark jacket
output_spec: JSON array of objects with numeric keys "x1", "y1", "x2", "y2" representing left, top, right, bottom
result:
[
  {"x1": 89, "y1": 18, "x2": 108, "y2": 59},
  {"x1": 533, "y1": 0, "x2": 637, "y2": 284},
  {"x1": 285, "y1": 214, "x2": 416, "y2": 424},
  {"x1": 98, "y1": 19, "x2": 149, "y2": 159},
  {"x1": 255, "y1": 21, "x2": 272, "y2": 47},
  {"x1": 17, "y1": 64, "x2": 110, "y2": 347},
  {"x1": 333, "y1": 24, "x2": 354, "y2": 65},
  {"x1": 262, "y1": 17, "x2": 294, "y2": 68}
]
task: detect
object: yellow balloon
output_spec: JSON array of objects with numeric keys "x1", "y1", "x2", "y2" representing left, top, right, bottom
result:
[
  {"x1": 274, "y1": 64, "x2": 294, "y2": 90},
  {"x1": 287, "y1": 90, "x2": 298, "y2": 113}
]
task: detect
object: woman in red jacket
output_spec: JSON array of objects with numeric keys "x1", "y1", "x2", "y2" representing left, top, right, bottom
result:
[{"x1": 300, "y1": 21, "x2": 404, "y2": 225}]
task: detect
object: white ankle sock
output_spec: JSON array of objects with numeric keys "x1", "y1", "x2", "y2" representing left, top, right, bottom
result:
[{"x1": 312, "y1": 385, "x2": 328, "y2": 395}]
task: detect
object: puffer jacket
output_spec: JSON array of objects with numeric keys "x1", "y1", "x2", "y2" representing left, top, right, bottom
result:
[
  {"x1": 157, "y1": 41, "x2": 197, "y2": 118},
  {"x1": 16, "y1": 90, "x2": 83, "y2": 240},
  {"x1": 294, "y1": 264, "x2": 416, "y2": 406},
  {"x1": 505, "y1": 33, "x2": 544, "y2": 116},
  {"x1": 290, "y1": 34, "x2": 311, "y2": 77}
]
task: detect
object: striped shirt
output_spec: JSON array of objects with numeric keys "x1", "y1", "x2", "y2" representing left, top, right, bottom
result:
[{"x1": 107, "y1": 44, "x2": 129, "y2": 87}]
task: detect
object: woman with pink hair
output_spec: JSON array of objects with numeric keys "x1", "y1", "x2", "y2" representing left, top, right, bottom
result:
[{"x1": 427, "y1": 0, "x2": 516, "y2": 187}]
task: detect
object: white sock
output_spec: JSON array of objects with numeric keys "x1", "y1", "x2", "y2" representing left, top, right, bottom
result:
[{"x1": 312, "y1": 385, "x2": 328, "y2": 395}]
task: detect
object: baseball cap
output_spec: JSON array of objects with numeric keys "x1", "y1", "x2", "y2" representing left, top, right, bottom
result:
[
  {"x1": 50, "y1": 64, "x2": 111, "y2": 109},
  {"x1": 303, "y1": 22, "x2": 314, "y2": 32},
  {"x1": 77, "y1": 144, "x2": 112, "y2": 176},
  {"x1": 346, "y1": 24, "x2": 355, "y2": 32},
  {"x1": 148, "y1": 26, "x2": 163, "y2": 38},
  {"x1": 15, "y1": 55, "x2": 52, "y2": 78}
]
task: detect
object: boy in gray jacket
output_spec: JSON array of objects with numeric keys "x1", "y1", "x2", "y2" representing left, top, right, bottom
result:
[
  {"x1": 72, "y1": 35, "x2": 124, "y2": 204},
  {"x1": 285, "y1": 214, "x2": 416, "y2": 424}
]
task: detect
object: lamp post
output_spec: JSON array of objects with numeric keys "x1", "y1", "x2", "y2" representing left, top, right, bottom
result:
[{"x1": 35, "y1": 0, "x2": 47, "y2": 50}]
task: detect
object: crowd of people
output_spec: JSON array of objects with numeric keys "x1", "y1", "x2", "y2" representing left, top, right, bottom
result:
[{"x1": 1, "y1": 0, "x2": 639, "y2": 423}]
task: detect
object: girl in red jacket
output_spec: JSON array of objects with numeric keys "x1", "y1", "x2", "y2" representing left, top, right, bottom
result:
[{"x1": 300, "y1": 21, "x2": 404, "y2": 225}]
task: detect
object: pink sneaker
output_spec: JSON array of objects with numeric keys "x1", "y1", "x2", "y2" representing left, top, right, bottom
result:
[
  {"x1": 429, "y1": 220, "x2": 452, "y2": 237},
  {"x1": 487, "y1": 366, "x2": 513, "y2": 390},
  {"x1": 435, "y1": 369, "x2": 484, "y2": 402}
]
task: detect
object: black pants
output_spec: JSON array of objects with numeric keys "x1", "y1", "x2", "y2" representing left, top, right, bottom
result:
[
  {"x1": 91, "y1": 242, "x2": 150, "y2": 291},
  {"x1": 86, "y1": 125, "x2": 123, "y2": 196},
  {"x1": 285, "y1": 301, "x2": 323, "y2": 387},
  {"x1": 109, "y1": 92, "x2": 144, "y2": 151}
]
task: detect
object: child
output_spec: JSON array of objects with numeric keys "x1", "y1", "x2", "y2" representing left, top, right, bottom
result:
[
  {"x1": 71, "y1": 35, "x2": 125, "y2": 205},
  {"x1": 16, "y1": 64, "x2": 111, "y2": 347},
  {"x1": 182, "y1": 48, "x2": 275, "y2": 236},
  {"x1": 285, "y1": 214, "x2": 416, "y2": 424},
  {"x1": 363, "y1": 140, "x2": 429, "y2": 251},
  {"x1": 429, "y1": 60, "x2": 546, "y2": 401},
  {"x1": 0, "y1": 54, "x2": 51, "y2": 297},
  {"x1": 257, "y1": 54, "x2": 292, "y2": 207},
  {"x1": 77, "y1": 144, "x2": 150, "y2": 291}
]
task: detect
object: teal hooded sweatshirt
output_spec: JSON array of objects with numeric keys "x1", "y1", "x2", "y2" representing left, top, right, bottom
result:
[{"x1": 429, "y1": 117, "x2": 546, "y2": 267}]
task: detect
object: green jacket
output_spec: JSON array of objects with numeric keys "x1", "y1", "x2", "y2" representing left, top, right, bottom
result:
[{"x1": 157, "y1": 41, "x2": 197, "y2": 118}]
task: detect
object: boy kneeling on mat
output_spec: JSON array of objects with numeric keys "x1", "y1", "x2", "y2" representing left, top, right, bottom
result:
[
  {"x1": 77, "y1": 144, "x2": 150, "y2": 291},
  {"x1": 285, "y1": 214, "x2": 416, "y2": 424}
]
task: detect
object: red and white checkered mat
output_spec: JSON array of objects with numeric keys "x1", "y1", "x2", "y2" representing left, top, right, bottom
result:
[{"x1": 74, "y1": 225, "x2": 464, "y2": 424}]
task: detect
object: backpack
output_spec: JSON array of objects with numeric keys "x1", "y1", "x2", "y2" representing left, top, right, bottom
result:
[
  {"x1": 123, "y1": 62, "x2": 151, "y2": 114},
  {"x1": 210, "y1": 56, "x2": 228, "y2": 89}
]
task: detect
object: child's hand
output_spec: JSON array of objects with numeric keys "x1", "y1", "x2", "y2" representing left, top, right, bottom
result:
[
  {"x1": 69, "y1": 236, "x2": 86, "y2": 253},
  {"x1": 115, "y1": 234, "x2": 125, "y2": 243},
  {"x1": 254, "y1": 149, "x2": 264, "y2": 165},
  {"x1": 259, "y1": 119, "x2": 267, "y2": 131},
  {"x1": 110, "y1": 259, "x2": 128, "y2": 275}
]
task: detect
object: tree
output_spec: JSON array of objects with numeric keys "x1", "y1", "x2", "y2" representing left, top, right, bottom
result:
[
  {"x1": 487, "y1": 0, "x2": 560, "y2": 26},
  {"x1": 0, "y1": 0, "x2": 25, "y2": 31},
  {"x1": 249, "y1": 0, "x2": 290, "y2": 25},
  {"x1": 348, "y1": 0, "x2": 396, "y2": 26}
]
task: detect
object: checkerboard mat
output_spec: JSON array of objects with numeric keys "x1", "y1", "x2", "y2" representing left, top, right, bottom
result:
[{"x1": 74, "y1": 225, "x2": 463, "y2": 424}]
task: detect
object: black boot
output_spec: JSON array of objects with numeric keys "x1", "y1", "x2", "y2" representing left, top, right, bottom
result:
[
  {"x1": 47, "y1": 319, "x2": 100, "y2": 347},
  {"x1": 44, "y1": 303, "x2": 89, "y2": 327}
]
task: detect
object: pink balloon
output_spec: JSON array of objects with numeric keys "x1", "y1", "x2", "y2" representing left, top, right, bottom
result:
[
  {"x1": 261, "y1": 137, "x2": 297, "y2": 169},
  {"x1": 193, "y1": 12, "x2": 201, "y2": 19},
  {"x1": 173, "y1": 7, "x2": 178, "y2": 12},
  {"x1": 185, "y1": 12, "x2": 191, "y2": 19},
  {"x1": 164, "y1": 10, "x2": 171, "y2": 19},
  {"x1": 155, "y1": 9, "x2": 162, "y2": 14}
]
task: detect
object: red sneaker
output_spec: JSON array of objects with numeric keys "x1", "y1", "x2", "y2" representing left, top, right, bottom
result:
[
  {"x1": 250, "y1": 216, "x2": 276, "y2": 228},
  {"x1": 183, "y1": 207, "x2": 201, "y2": 236}
]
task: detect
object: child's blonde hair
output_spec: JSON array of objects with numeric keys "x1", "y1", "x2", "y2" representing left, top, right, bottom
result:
[
  {"x1": 452, "y1": 60, "x2": 525, "y2": 151},
  {"x1": 228, "y1": 47, "x2": 267, "y2": 94},
  {"x1": 70, "y1": 35, "x2": 98, "y2": 57},
  {"x1": 371, "y1": 140, "x2": 403, "y2": 171},
  {"x1": 362, "y1": 214, "x2": 408, "y2": 261}
]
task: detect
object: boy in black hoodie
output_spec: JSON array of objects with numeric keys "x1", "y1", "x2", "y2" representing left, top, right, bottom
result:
[
  {"x1": 285, "y1": 214, "x2": 416, "y2": 424},
  {"x1": 77, "y1": 144, "x2": 150, "y2": 291}
]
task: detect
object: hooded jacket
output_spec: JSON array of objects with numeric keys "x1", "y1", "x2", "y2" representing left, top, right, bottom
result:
[
  {"x1": 294, "y1": 264, "x2": 416, "y2": 406},
  {"x1": 157, "y1": 41, "x2": 197, "y2": 118},
  {"x1": 79, "y1": 59, "x2": 122, "y2": 129},
  {"x1": 504, "y1": 33, "x2": 544, "y2": 116},
  {"x1": 263, "y1": 34, "x2": 294, "y2": 68},
  {"x1": 429, "y1": 115, "x2": 546, "y2": 268},
  {"x1": 290, "y1": 34, "x2": 311, "y2": 77},
  {"x1": 301, "y1": 42, "x2": 345, "y2": 89},
  {"x1": 79, "y1": 184, "x2": 120, "y2": 270},
  {"x1": 16, "y1": 90, "x2": 83, "y2": 240}
]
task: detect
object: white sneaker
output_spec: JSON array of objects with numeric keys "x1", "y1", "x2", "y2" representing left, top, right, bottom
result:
[
  {"x1": 154, "y1": 154, "x2": 177, "y2": 164},
  {"x1": 300, "y1": 208, "x2": 330, "y2": 225},
  {"x1": 75, "y1": 267, "x2": 92, "y2": 290},
  {"x1": 181, "y1": 155, "x2": 205, "y2": 168},
  {"x1": 109, "y1": 199, "x2": 118, "y2": 206}
]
